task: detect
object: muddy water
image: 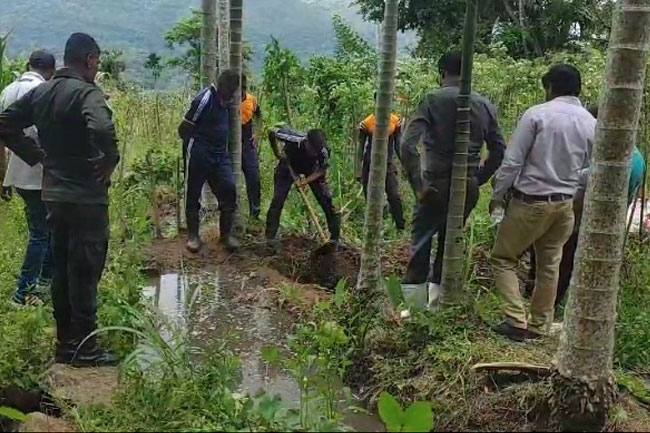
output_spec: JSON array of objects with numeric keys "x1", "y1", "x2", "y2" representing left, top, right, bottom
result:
[{"x1": 143, "y1": 266, "x2": 384, "y2": 432}]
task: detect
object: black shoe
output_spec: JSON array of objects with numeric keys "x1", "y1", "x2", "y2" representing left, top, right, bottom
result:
[
  {"x1": 68, "y1": 340, "x2": 119, "y2": 368},
  {"x1": 525, "y1": 329, "x2": 543, "y2": 340},
  {"x1": 492, "y1": 322, "x2": 528, "y2": 342}
]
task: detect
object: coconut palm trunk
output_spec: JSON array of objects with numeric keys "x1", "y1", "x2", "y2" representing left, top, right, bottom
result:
[
  {"x1": 228, "y1": 0, "x2": 245, "y2": 228},
  {"x1": 440, "y1": 0, "x2": 478, "y2": 304},
  {"x1": 357, "y1": 0, "x2": 399, "y2": 294},
  {"x1": 218, "y1": 0, "x2": 230, "y2": 73},
  {"x1": 552, "y1": 1, "x2": 650, "y2": 430},
  {"x1": 200, "y1": 0, "x2": 217, "y2": 88}
]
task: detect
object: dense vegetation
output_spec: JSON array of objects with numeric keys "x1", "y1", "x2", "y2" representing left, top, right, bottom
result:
[{"x1": 1, "y1": 11, "x2": 650, "y2": 433}]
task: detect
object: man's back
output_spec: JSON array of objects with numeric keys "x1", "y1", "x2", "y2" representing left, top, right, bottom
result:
[
  {"x1": 497, "y1": 96, "x2": 595, "y2": 198},
  {"x1": 2, "y1": 68, "x2": 119, "y2": 204}
]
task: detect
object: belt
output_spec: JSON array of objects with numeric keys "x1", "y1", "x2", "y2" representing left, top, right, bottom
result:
[{"x1": 513, "y1": 190, "x2": 573, "y2": 203}]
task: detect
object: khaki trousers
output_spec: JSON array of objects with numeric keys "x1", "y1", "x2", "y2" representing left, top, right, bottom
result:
[{"x1": 491, "y1": 198, "x2": 574, "y2": 334}]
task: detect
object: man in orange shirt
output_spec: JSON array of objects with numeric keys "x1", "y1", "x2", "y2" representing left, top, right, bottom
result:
[
  {"x1": 357, "y1": 105, "x2": 405, "y2": 230},
  {"x1": 241, "y1": 74, "x2": 263, "y2": 220}
]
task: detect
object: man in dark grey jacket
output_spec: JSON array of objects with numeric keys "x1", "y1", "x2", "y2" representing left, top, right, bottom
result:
[
  {"x1": 0, "y1": 33, "x2": 119, "y2": 366},
  {"x1": 400, "y1": 51, "x2": 506, "y2": 310}
]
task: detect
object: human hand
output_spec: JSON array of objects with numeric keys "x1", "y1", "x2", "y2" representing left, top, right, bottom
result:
[
  {"x1": 93, "y1": 157, "x2": 115, "y2": 184},
  {"x1": 490, "y1": 200, "x2": 505, "y2": 226},
  {"x1": 1, "y1": 186, "x2": 12, "y2": 202}
]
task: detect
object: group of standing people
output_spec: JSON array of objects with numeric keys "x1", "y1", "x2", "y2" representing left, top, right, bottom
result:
[
  {"x1": 0, "y1": 32, "x2": 646, "y2": 370},
  {"x1": 399, "y1": 54, "x2": 645, "y2": 341}
]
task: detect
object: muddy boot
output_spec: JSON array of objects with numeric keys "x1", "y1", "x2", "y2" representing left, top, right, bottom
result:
[
  {"x1": 186, "y1": 212, "x2": 202, "y2": 253},
  {"x1": 69, "y1": 335, "x2": 119, "y2": 368},
  {"x1": 219, "y1": 212, "x2": 240, "y2": 252},
  {"x1": 266, "y1": 238, "x2": 281, "y2": 255}
]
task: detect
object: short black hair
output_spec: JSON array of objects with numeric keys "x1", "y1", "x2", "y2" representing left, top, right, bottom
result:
[
  {"x1": 542, "y1": 64, "x2": 582, "y2": 97},
  {"x1": 64, "y1": 33, "x2": 100, "y2": 66},
  {"x1": 307, "y1": 129, "x2": 327, "y2": 150},
  {"x1": 28, "y1": 50, "x2": 56, "y2": 71},
  {"x1": 217, "y1": 68, "x2": 240, "y2": 90},
  {"x1": 438, "y1": 51, "x2": 462, "y2": 76}
]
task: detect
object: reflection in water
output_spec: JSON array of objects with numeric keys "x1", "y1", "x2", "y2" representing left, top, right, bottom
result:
[{"x1": 143, "y1": 269, "x2": 383, "y2": 432}]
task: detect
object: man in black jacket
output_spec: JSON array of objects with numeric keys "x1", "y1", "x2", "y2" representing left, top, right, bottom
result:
[
  {"x1": 0, "y1": 33, "x2": 119, "y2": 366},
  {"x1": 400, "y1": 51, "x2": 506, "y2": 310}
]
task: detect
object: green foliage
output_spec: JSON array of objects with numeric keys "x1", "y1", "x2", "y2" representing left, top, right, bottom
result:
[
  {"x1": 145, "y1": 52, "x2": 163, "y2": 84},
  {"x1": 355, "y1": 0, "x2": 613, "y2": 58},
  {"x1": 0, "y1": 35, "x2": 24, "y2": 93},
  {"x1": 0, "y1": 407, "x2": 26, "y2": 422},
  {"x1": 385, "y1": 275, "x2": 405, "y2": 309},
  {"x1": 378, "y1": 392, "x2": 434, "y2": 433},
  {"x1": 100, "y1": 49, "x2": 127, "y2": 82}
]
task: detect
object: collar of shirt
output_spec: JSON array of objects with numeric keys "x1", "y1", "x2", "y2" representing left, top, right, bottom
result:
[
  {"x1": 552, "y1": 95, "x2": 583, "y2": 106},
  {"x1": 20, "y1": 71, "x2": 46, "y2": 83},
  {"x1": 54, "y1": 68, "x2": 90, "y2": 83},
  {"x1": 209, "y1": 84, "x2": 229, "y2": 109},
  {"x1": 442, "y1": 77, "x2": 461, "y2": 88}
]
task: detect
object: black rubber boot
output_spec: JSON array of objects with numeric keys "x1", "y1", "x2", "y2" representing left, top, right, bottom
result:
[
  {"x1": 220, "y1": 212, "x2": 240, "y2": 252},
  {"x1": 185, "y1": 211, "x2": 202, "y2": 253},
  {"x1": 55, "y1": 324, "x2": 75, "y2": 364},
  {"x1": 68, "y1": 335, "x2": 119, "y2": 368}
]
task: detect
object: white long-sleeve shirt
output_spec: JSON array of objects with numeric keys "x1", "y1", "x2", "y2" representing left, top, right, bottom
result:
[
  {"x1": 492, "y1": 96, "x2": 595, "y2": 201},
  {"x1": 1, "y1": 71, "x2": 45, "y2": 190}
]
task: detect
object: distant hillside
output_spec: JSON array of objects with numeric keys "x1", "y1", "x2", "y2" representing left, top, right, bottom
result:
[{"x1": 1, "y1": 0, "x2": 414, "y2": 85}]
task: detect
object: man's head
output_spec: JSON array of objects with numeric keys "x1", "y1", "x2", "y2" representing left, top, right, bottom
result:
[
  {"x1": 306, "y1": 129, "x2": 327, "y2": 156},
  {"x1": 27, "y1": 50, "x2": 56, "y2": 80},
  {"x1": 542, "y1": 64, "x2": 582, "y2": 101},
  {"x1": 217, "y1": 69, "x2": 240, "y2": 102},
  {"x1": 438, "y1": 51, "x2": 462, "y2": 83},
  {"x1": 64, "y1": 33, "x2": 101, "y2": 83}
]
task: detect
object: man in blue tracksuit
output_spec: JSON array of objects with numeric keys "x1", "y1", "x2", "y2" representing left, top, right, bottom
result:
[{"x1": 179, "y1": 70, "x2": 240, "y2": 253}]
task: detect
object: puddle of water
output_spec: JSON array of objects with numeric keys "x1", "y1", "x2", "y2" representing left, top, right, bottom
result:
[{"x1": 143, "y1": 268, "x2": 384, "y2": 432}]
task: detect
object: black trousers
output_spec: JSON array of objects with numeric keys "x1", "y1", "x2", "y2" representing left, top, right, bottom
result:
[
  {"x1": 242, "y1": 138, "x2": 261, "y2": 218},
  {"x1": 185, "y1": 141, "x2": 236, "y2": 235},
  {"x1": 265, "y1": 163, "x2": 341, "y2": 241},
  {"x1": 403, "y1": 177, "x2": 480, "y2": 285},
  {"x1": 362, "y1": 161, "x2": 405, "y2": 230},
  {"x1": 46, "y1": 202, "x2": 109, "y2": 338}
]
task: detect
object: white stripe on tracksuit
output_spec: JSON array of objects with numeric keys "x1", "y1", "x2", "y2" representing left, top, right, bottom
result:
[{"x1": 184, "y1": 88, "x2": 213, "y2": 206}]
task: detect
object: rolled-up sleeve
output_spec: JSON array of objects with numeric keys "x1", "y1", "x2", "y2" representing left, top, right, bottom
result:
[{"x1": 492, "y1": 109, "x2": 536, "y2": 201}]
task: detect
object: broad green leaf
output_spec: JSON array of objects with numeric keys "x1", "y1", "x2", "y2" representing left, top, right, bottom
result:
[
  {"x1": 334, "y1": 278, "x2": 348, "y2": 307},
  {"x1": 0, "y1": 406, "x2": 26, "y2": 422},
  {"x1": 384, "y1": 275, "x2": 405, "y2": 309},
  {"x1": 402, "y1": 401, "x2": 434, "y2": 432},
  {"x1": 378, "y1": 392, "x2": 403, "y2": 433},
  {"x1": 258, "y1": 394, "x2": 282, "y2": 422}
]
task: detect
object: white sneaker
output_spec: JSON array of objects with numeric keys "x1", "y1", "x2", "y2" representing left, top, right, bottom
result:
[{"x1": 427, "y1": 283, "x2": 441, "y2": 311}]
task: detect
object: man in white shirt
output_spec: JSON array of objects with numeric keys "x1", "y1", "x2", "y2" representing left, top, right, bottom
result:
[
  {"x1": 0, "y1": 50, "x2": 56, "y2": 305},
  {"x1": 490, "y1": 64, "x2": 595, "y2": 341}
]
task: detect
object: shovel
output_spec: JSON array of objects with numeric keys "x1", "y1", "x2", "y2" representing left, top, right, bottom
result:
[{"x1": 285, "y1": 162, "x2": 329, "y2": 244}]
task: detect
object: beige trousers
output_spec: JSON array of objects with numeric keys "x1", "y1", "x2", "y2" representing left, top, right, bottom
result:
[{"x1": 491, "y1": 198, "x2": 575, "y2": 334}]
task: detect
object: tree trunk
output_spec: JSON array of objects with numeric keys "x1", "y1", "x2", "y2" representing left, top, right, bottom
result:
[
  {"x1": 218, "y1": 0, "x2": 230, "y2": 73},
  {"x1": 440, "y1": 0, "x2": 478, "y2": 304},
  {"x1": 228, "y1": 0, "x2": 245, "y2": 229},
  {"x1": 201, "y1": 0, "x2": 217, "y2": 87},
  {"x1": 357, "y1": 0, "x2": 399, "y2": 294},
  {"x1": 552, "y1": 1, "x2": 650, "y2": 430}
]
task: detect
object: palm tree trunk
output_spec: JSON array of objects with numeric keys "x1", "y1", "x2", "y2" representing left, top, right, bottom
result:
[
  {"x1": 440, "y1": 0, "x2": 478, "y2": 304},
  {"x1": 229, "y1": 0, "x2": 245, "y2": 228},
  {"x1": 201, "y1": 0, "x2": 217, "y2": 88},
  {"x1": 552, "y1": 1, "x2": 650, "y2": 430},
  {"x1": 357, "y1": 0, "x2": 399, "y2": 294},
  {"x1": 218, "y1": 0, "x2": 230, "y2": 73}
]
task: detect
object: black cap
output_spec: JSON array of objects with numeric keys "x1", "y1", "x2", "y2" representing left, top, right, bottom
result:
[{"x1": 28, "y1": 50, "x2": 56, "y2": 70}]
